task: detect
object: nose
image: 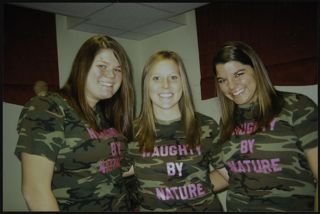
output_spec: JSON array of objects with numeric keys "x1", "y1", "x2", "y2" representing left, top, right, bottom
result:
[
  {"x1": 227, "y1": 78, "x2": 235, "y2": 90},
  {"x1": 161, "y1": 77, "x2": 169, "y2": 88},
  {"x1": 104, "y1": 68, "x2": 115, "y2": 78}
]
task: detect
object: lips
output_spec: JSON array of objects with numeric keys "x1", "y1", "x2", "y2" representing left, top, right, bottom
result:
[
  {"x1": 232, "y1": 88, "x2": 244, "y2": 96},
  {"x1": 159, "y1": 92, "x2": 173, "y2": 98},
  {"x1": 99, "y1": 81, "x2": 113, "y2": 87}
]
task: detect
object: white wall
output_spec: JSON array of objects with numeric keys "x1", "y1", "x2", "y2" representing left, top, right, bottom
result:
[
  {"x1": 136, "y1": 11, "x2": 222, "y2": 121},
  {"x1": 3, "y1": 10, "x2": 318, "y2": 211},
  {"x1": 3, "y1": 103, "x2": 26, "y2": 211}
]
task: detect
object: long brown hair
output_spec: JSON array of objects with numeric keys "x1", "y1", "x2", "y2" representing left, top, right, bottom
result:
[
  {"x1": 60, "y1": 35, "x2": 134, "y2": 140},
  {"x1": 212, "y1": 41, "x2": 282, "y2": 141},
  {"x1": 136, "y1": 50, "x2": 201, "y2": 152}
]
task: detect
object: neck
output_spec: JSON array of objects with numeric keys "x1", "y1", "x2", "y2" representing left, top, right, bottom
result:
[{"x1": 153, "y1": 105, "x2": 181, "y2": 121}]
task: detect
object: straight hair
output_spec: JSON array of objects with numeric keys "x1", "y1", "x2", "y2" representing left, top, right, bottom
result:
[
  {"x1": 59, "y1": 35, "x2": 134, "y2": 140},
  {"x1": 212, "y1": 41, "x2": 283, "y2": 141},
  {"x1": 136, "y1": 51, "x2": 201, "y2": 152}
]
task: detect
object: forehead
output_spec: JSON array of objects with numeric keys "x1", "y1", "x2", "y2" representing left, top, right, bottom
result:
[
  {"x1": 150, "y1": 59, "x2": 179, "y2": 74},
  {"x1": 95, "y1": 49, "x2": 118, "y2": 62},
  {"x1": 219, "y1": 60, "x2": 245, "y2": 69},
  {"x1": 216, "y1": 61, "x2": 251, "y2": 74}
]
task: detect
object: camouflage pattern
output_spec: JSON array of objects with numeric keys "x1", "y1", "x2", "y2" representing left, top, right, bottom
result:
[
  {"x1": 213, "y1": 91, "x2": 318, "y2": 211},
  {"x1": 123, "y1": 112, "x2": 222, "y2": 211},
  {"x1": 15, "y1": 92, "x2": 130, "y2": 211}
]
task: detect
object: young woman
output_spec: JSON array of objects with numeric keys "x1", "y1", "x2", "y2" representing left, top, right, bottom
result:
[
  {"x1": 210, "y1": 41, "x2": 318, "y2": 211},
  {"x1": 15, "y1": 35, "x2": 135, "y2": 211},
  {"x1": 123, "y1": 50, "x2": 222, "y2": 211}
]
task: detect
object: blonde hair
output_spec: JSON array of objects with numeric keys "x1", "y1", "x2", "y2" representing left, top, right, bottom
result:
[{"x1": 136, "y1": 50, "x2": 200, "y2": 152}]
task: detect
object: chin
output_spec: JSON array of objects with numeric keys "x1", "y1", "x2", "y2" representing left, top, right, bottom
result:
[
  {"x1": 234, "y1": 99, "x2": 249, "y2": 105},
  {"x1": 159, "y1": 104, "x2": 176, "y2": 110},
  {"x1": 100, "y1": 94, "x2": 113, "y2": 100}
]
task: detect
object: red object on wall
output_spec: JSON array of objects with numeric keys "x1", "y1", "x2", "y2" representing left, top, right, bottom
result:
[
  {"x1": 196, "y1": 2, "x2": 318, "y2": 100},
  {"x1": 4, "y1": 4, "x2": 59, "y2": 105}
]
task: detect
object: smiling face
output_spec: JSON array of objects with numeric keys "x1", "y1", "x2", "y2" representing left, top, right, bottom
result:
[
  {"x1": 148, "y1": 59, "x2": 182, "y2": 118},
  {"x1": 85, "y1": 49, "x2": 122, "y2": 108},
  {"x1": 216, "y1": 60, "x2": 257, "y2": 105}
]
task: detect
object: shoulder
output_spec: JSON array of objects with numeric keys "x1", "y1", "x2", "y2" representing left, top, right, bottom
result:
[
  {"x1": 20, "y1": 92, "x2": 68, "y2": 119},
  {"x1": 24, "y1": 92, "x2": 65, "y2": 107},
  {"x1": 279, "y1": 91, "x2": 317, "y2": 109},
  {"x1": 195, "y1": 112, "x2": 219, "y2": 129},
  {"x1": 17, "y1": 93, "x2": 68, "y2": 132},
  {"x1": 196, "y1": 112, "x2": 218, "y2": 124}
]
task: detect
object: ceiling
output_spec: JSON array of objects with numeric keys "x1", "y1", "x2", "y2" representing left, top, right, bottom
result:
[{"x1": 11, "y1": 2, "x2": 208, "y2": 41}]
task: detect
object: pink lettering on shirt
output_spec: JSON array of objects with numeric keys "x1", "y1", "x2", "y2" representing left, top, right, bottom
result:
[
  {"x1": 98, "y1": 158, "x2": 121, "y2": 173},
  {"x1": 240, "y1": 139, "x2": 255, "y2": 154},
  {"x1": 227, "y1": 158, "x2": 282, "y2": 174},
  {"x1": 142, "y1": 144, "x2": 202, "y2": 158},
  {"x1": 155, "y1": 183, "x2": 206, "y2": 201},
  {"x1": 141, "y1": 143, "x2": 209, "y2": 203},
  {"x1": 86, "y1": 127, "x2": 120, "y2": 139}
]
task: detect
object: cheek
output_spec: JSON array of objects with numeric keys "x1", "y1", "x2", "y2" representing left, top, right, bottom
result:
[
  {"x1": 218, "y1": 84, "x2": 229, "y2": 93},
  {"x1": 172, "y1": 80, "x2": 182, "y2": 89},
  {"x1": 176, "y1": 84, "x2": 183, "y2": 95},
  {"x1": 116, "y1": 73, "x2": 123, "y2": 83},
  {"x1": 244, "y1": 77, "x2": 257, "y2": 90},
  {"x1": 148, "y1": 82, "x2": 158, "y2": 92},
  {"x1": 88, "y1": 69, "x2": 102, "y2": 80}
]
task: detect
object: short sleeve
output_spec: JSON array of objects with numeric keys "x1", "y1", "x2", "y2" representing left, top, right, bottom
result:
[
  {"x1": 120, "y1": 140, "x2": 135, "y2": 173},
  {"x1": 197, "y1": 113, "x2": 224, "y2": 170},
  {"x1": 291, "y1": 94, "x2": 318, "y2": 150},
  {"x1": 210, "y1": 119, "x2": 224, "y2": 170},
  {"x1": 15, "y1": 95, "x2": 65, "y2": 162}
]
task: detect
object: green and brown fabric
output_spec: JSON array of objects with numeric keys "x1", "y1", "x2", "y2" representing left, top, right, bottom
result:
[
  {"x1": 15, "y1": 92, "x2": 130, "y2": 211},
  {"x1": 213, "y1": 91, "x2": 318, "y2": 211},
  {"x1": 124, "y1": 113, "x2": 222, "y2": 211}
]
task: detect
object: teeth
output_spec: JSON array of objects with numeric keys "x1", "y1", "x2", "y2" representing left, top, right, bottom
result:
[
  {"x1": 233, "y1": 89, "x2": 244, "y2": 96},
  {"x1": 159, "y1": 93, "x2": 172, "y2": 98},
  {"x1": 100, "y1": 82, "x2": 113, "y2": 87}
]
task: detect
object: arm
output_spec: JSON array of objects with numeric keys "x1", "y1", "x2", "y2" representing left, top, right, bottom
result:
[
  {"x1": 122, "y1": 165, "x2": 134, "y2": 177},
  {"x1": 21, "y1": 153, "x2": 59, "y2": 211},
  {"x1": 304, "y1": 147, "x2": 318, "y2": 212},
  {"x1": 210, "y1": 167, "x2": 229, "y2": 192}
]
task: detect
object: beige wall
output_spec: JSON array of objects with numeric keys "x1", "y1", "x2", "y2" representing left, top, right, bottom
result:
[{"x1": 3, "y1": 10, "x2": 317, "y2": 211}]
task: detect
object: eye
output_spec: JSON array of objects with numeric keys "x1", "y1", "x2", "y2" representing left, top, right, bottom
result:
[
  {"x1": 234, "y1": 71, "x2": 244, "y2": 78},
  {"x1": 114, "y1": 67, "x2": 122, "y2": 73},
  {"x1": 170, "y1": 75, "x2": 178, "y2": 80},
  {"x1": 217, "y1": 78, "x2": 226, "y2": 84},
  {"x1": 97, "y1": 64, "x2": 107, "y2": 70},
  {"x1": 152, "y1": 76, "x2": 160, "y2": 81}
]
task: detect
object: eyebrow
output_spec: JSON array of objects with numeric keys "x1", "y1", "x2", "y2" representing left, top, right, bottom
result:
[
  {"x1": 216, "y1": 68, "x2": 246, "y2": 78},
  {"x1": 96, "y1": 59, "x2": 109, "y2": 64},
  {"x1": 235, "y1": 68, "x2": 246, "y2": 73},
  {"x1": 96, "y1": 59, "x2": 121, "y2": 67}
]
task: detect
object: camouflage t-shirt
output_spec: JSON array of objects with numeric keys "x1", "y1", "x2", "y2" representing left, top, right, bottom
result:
[
  {"x1": 213, "y1": 92, "x2": 318, "y2": 211},
  {"x1": 125, "y1": 112, "x2": 222, "y2": 212},
  {"x1": 15, "y1": 93, "x2": 128, "y2": 211}
]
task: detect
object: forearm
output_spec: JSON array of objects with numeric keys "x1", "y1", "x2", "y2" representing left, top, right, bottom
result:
[
  {"x1": 122, "y1": 165, "x2": 134, "y2": 177},
  {"x1": 210, "y1": 169, "x2": 229, "y2": 192},
  {"x1": 315, "y1": 183, "x2": 318, "y2": 212},
  {"x1": 20, "y1": 153, "x2": 59, "y2": 210},
  {"x1": 22, "y1": 185, "x2": 59, "y2": 211},
  {"x1": 304, "y1": 147, "x2": 318, "y2": 212}
]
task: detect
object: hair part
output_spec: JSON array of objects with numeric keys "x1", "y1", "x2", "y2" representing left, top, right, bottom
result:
[
  {"x1": 136, "y1": 50, "x2": 201, "y2": 152},
  {"x1": 59, "y1": 35, "x2": 134, "y2": 140},
  {"x1": 212, "y1": 41, "x2": 283, "y2": 141}
]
